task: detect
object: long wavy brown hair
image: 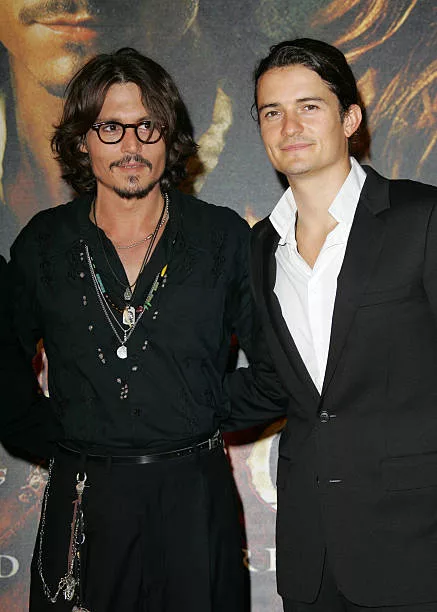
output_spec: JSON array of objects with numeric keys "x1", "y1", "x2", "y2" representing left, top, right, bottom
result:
[{"x1": 51, "y1": 48, "x2": 198, "y2": 193}]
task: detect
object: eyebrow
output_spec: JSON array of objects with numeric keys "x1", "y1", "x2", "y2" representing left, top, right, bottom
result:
[
  {"x1": 94, "y1": 115, "x2": 151, "y2": 124},
  {"x1": 258, "y1": 97, "x2": 325, "y2": 113}
]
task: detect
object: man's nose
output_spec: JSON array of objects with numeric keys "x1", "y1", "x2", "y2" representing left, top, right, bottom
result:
[
  {"x1": 282, "y1": 112, "x2": 303, "y2": 136},
  {"x1": 121, "y1": 126, "x2": 142, "y2": 152}
]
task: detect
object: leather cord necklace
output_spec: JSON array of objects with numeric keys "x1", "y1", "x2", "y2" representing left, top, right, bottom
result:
[
  {"x1": 85, "y1": 245, "x2": 168, "y2": 359},
  {"x1": 92, "y1": 192, "x2": 169, "y2": 304}
]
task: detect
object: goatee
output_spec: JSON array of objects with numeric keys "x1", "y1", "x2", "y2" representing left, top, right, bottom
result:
[{"x1": 113, "y1": 178, "x2": 160, "y2": 200}]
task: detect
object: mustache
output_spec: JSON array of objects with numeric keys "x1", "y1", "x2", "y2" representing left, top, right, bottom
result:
[
  {"x1": 110, "y1": 155, "x2": 153, "y2": 170},
  {"x1": 19, "y1": 0, "x2": 96, "y2": 25},
  {"x1": 280, "y1": 138, "x2": 314, "y2": 146}
]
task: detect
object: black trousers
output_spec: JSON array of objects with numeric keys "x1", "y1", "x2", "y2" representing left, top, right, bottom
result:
[
  {"x1": 283, "y1": 557, "x2": 437, "y2": 612},
  {"x1": 30, "y1": 445, "x2": 246, "y2": 612}
]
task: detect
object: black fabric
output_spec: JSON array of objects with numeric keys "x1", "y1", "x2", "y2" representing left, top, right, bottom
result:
[
  {"x1": 5, "y1": 190, "x2": 252, "y2": 609},
  {"x1": 0, "y1": 256, "x2": 62, "y2": 457},
  {"x1": 30, "y1": 445, "x2": 246, "y2": 612},
  {"x1": 8, "y1": 189, "x2": 252, "y2": 453},
  {"x1": 283, "y1": 555, "x2": 345, "y2": 612},
  {"x1": 283, "y1": 558, "x2": 437, "y2": 612},
  {"x1": 229, "y1": 167, "x2": 437, "y2": 606}
]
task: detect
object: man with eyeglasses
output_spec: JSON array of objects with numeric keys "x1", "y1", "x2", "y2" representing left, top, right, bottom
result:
[
  {"x1": 3, "y1": 47, "x2": 250, "y2": 612},
  {"x1": 0, "y1": 0, "x2": 201, "y2": 240}
]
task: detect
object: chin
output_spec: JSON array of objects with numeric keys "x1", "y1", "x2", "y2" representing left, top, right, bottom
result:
[
  {"x1": 36, "y1": 50, "x2": 97, "y2": 97},
  {"x1": 283, "y1": 164, "x2": 313, "y2": 177},
  {"x1": 113, "y1": 180, "x2": 160, "y2": 200}
]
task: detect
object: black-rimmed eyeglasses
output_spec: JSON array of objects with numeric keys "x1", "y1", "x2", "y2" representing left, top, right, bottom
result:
[{"x1": 91, "y1": 120, "x2": 165, "y2": 144}]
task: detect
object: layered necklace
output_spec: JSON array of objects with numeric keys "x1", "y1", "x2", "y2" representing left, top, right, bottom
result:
[
  {"x1": 93, "y1": 192, "x2": 168, "y2": 302},
  {"x1": 86, "y1": 193, "x2": 169, "y2": 359}
]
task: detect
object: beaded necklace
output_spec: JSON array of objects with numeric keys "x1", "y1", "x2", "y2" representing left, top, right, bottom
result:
[
  {"x1": 95, "y1": 275, "x2": 146, "y2": 323},
  {"x1": 93, "y1": 192, "x2": 169, "y2": 304},
  {"x1": 85, "y1": 243, "x2": 167, "y2": 359}
]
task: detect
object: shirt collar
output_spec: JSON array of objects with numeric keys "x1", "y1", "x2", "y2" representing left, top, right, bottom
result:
[
  {"x1": 328, "y1": 157, "x2": 366, "y2": 228},
  {"x1": 269, "y1": 187, "x2": 297, "y2": 246},
  {"x1": 75, "y1": 188, "x2": 181, "y2": 267},
  {"x1": 269, "y1": 157, "x2": 366, "y2": 246}
]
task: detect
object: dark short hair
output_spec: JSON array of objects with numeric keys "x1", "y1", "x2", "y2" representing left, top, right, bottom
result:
[
  {"x1": 52, "y1": 47, "x2": 197, "y2": 193},
  {"x1": 253, "y1": 38, "x2": 361, "y2": 120}
]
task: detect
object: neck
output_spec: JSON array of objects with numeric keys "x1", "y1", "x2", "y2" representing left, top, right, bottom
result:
[
  {"x1": 94, "y1": 183, "x2": 165, "y2": 243},
  {"x1": 287, "y1": 158, "x2": 352, "y2": 268},
  {"x1": 288, "y1": 158, "x2": 351, "y2": 230},
  {"x1": 6, "y1": 58, "x2": 72, "y2": 226}
]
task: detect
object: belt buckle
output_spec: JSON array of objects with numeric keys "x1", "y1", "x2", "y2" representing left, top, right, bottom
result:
[{"x1": 209, "y1": 430, "x2": 221, "y2": 450}]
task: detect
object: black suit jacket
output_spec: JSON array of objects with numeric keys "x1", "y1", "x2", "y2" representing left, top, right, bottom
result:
[{"x1": 229, "y1": 166, "x2": 437, "y2": 605}]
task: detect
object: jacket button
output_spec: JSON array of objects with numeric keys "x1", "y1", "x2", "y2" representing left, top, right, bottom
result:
[{"x1": 320, "y1": 410, "x2": 329, "y2": 423}]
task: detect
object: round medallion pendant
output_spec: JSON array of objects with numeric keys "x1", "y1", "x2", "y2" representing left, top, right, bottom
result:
[{"x1": 117, "y1": 345, "x2": 128, "y2": 359}]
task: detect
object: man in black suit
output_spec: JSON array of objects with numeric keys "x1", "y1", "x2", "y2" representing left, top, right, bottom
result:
[{"x1": 229, "y1": 38, "x2": 437, "y2": 611}]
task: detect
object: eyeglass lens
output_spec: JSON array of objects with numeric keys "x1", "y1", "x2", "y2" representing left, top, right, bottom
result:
[{"x1": 97, "y1": 121, "x2": 160, "y2": 144}]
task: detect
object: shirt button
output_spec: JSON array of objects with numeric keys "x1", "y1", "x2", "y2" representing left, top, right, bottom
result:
[
  {"x1": 320, "y1": 410, "x2": 329, "y2": 423},
  {"x1": 132, "y1": 408, "x2": 141, "y2": 417}
]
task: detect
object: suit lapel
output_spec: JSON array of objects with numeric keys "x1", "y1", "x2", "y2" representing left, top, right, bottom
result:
[
  {"x1": 252, "y1": 220, "x2": 320, "y2": 401},
  {"x1": 322, "y1": 166, "x2": 390, "y2": 396}
]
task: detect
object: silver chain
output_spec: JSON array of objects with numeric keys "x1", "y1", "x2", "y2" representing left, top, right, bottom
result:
[
  {"x1": 37, "y1": 459, "x2": 87, "y2": 606},
  {"x1": 93, "y1": 192, "x2": 168, "y2": 297},
  {"x1": 85, "y1": 244, "x2": 160, "y2": 354},
  {"x1": 113, "y1": 201, "x2": 169, "y2": 250}
]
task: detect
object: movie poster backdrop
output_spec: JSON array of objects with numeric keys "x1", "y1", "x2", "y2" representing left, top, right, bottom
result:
[{"x1": 0, "y1": 1, "x2": 436, "y2": 609}]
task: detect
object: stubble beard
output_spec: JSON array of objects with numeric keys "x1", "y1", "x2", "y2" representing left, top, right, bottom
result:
[
  {"x1": 113, "y1": 175, "x2": 161, "y2": 200},
  {"x1": 285, "y1": 165, "x2": 313, "y2": 178},
  {"x1": 282, "y1": 156, "x2": 316, "y2": 178}
]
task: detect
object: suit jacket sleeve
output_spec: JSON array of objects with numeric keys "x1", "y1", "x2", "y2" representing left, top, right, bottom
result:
[
  {"x1": 222, "y1": 215, "x2": 292, "y2": 430},
  {"x1": 223, "y1": 318, "x2": 290, "y2": 431}
]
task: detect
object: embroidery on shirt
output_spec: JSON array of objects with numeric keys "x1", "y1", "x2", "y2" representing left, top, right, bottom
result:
[{"x1": 67, "y1": 240, "x2": 85, "y2": 282}]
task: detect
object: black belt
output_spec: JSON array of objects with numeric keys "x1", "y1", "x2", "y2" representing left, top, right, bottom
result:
[{"x1": 57, "y1": 431, "x2": 223, "y2": 464}]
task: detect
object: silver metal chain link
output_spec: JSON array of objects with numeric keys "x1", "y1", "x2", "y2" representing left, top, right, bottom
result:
[
  {"x1": 37, "y1": 459, "x2": 87, "y2": 606},
  {"x1": 85, "y1": 244, "x2": 159, "y2": 352}
]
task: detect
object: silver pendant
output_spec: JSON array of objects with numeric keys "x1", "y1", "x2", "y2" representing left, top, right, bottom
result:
[
  {"x1": 122, "y1": 306, "x2": 136, "y2": 328},
  {"x1": 64, "y1": 576, "x2": 76, "y2": 601},
  {"x1": 117, "y1": 345, "x2": 128, "y2": 359},
  {"x1": 124, "y1": 287, "x2": 132, "y2": 301}
]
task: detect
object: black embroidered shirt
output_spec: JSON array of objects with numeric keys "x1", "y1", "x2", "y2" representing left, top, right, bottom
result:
[{"x1": 9, "y1": 190, "x2": 252, "y2": 452}]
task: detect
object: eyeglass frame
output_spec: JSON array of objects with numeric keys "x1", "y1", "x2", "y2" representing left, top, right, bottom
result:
[{"x1": 90, "y1": 120, "x2": 166, "y2": 145}]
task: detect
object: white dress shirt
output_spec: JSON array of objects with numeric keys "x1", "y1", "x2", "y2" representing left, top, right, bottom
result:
[{"x1": 269, "y1": 158, "x2": 367, "y2": 393}]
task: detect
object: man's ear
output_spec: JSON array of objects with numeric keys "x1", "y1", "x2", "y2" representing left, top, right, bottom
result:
[{"x1": 343, "y1": 104, "x2": 362, "y2": 138}]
